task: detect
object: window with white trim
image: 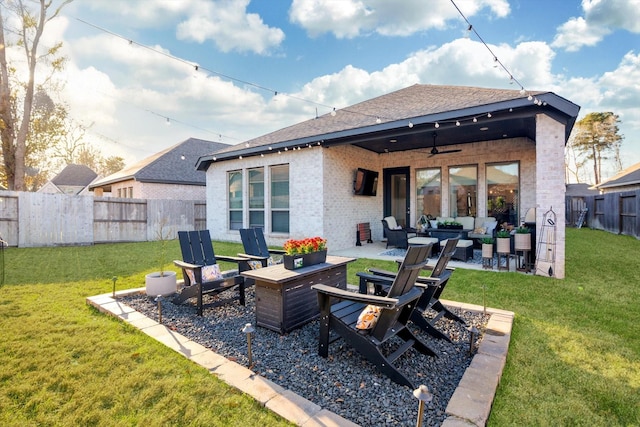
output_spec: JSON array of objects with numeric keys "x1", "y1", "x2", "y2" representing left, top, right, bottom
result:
[
  {"x1": 228, "y1": 170, "x2": 243, "y2": 230},
  {"x1": 248, "y1": 167, "x2": 265, "y2": 228},
  {"x1": 270, "y1": 164, "x2": 289, "y2": 233}
]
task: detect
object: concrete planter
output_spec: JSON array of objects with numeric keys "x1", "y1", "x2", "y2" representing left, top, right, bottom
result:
[
  {"x1": 482, "y1": 243, "x2": 494, "y2": 259},
  {"x1": 496, "y1": 237, "x2": 511, "y2": 254},
  {"x1": 145, "y1": 271, "x2": 177, "y2": 297},
  {"x1": 514, "y1": 233, "x2": 531, "y2": 251}
]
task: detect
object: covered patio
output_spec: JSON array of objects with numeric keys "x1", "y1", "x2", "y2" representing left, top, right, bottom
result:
[{"x1": 197, "y1": 84, "x2": 580, "y2": 278}]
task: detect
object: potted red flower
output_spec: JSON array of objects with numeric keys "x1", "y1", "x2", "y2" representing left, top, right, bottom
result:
[{"x1": 282, "y1": 237, "x2": 327, "y2": 270}]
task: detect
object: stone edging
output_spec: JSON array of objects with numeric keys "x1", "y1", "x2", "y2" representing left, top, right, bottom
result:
[{"x1": 87, "y1": 290, "x2": 513, "y2": 427}]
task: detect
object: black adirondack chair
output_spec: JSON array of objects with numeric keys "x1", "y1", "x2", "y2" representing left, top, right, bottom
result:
[
  {"x1": 239, "y1": 227, "x2": 285, "y2": 268},
  {"x1": 173, "y1": 230, "x2": 247, "y2": 316},
  {"x1": 364, "y1": 238, "x2": 466, "y2": 342},
  {"x1": 311, "y1": 244, "x2": 436, "y2": 388}
]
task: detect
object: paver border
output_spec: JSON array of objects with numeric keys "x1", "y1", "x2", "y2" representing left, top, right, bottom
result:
[{"x1": 87, "y1": 289, "x2": 513, "y2": 427}]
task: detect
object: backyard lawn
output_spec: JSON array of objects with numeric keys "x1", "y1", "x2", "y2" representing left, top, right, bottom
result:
[{"x1": 0, "y1": 227, "x2": 638, "y2": 425}]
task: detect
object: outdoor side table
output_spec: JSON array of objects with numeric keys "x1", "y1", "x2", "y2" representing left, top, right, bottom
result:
[{"x1": 241, "y1": 255, "x2": 355, "y2": 334}]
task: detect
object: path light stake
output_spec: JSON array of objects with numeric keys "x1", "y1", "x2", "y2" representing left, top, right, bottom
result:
[
  {"x1": 413, "y1": 384, "x2": 433, "y2": 427},
  {"x1": 112, "y1": 276, "x2": 118, "y2": 298},
  {"x1": 155, "y1": 295, "x2": 163, "y2": 324},
  {"x1": 481, "y1": 283, "x2": 487, "y2": 315},
  {"x1": 242, "y1": 323, "x2": 255, "y2": 367},
  {"x1": 468, "y1": 325, "x2": 479, "y2": 355}
]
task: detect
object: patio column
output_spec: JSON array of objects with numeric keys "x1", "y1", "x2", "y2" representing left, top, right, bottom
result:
[{"x1": 535, "y1": 114, "x2": 566, "y2": 279}]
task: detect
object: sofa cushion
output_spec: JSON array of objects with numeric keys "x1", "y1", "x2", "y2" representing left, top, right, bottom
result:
[
  {"x1": 455, "y1": 216, "x2": 475, "y2": 230},
  {"x1": 474, "y1": 216, "x2": 496, "y2": 228},
  {"x1": 383, "y1": 216, "x2": 399, "y2": 229}
]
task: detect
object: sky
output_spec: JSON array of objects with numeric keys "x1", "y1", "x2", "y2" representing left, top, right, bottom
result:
[{"x1": 8, "y1": 0, "x2": 640, "y2": 183}]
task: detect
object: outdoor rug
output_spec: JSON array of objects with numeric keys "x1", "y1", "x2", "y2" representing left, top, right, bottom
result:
[{"x1": 379, "y1": 248, "x2": 492, "y2": 265}]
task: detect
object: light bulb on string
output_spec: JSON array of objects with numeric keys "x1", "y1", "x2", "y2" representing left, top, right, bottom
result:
[
  {"x1": 330, "y1": 108, "x2": 336, "y2": 117},
  {"x1": 456, "y1": 120, "x2": 460, "y2": 126},
  {"x1": 376, "y1": 117, "x2": 381, "y2": 124},
  {"x1": 434, "y1": 122, "x2": 440, "y2": 128},
  {"x1": 487, "y1": 112, "x2": 492, "y2": 118},
  {"x1": 408, "y1": 122, "x2": 413, "y2": 128},
  {"x1": 165, "y1": 117, "x2": 170, "y2": 126},
  {"x1": 473, "y1": 117, "x2": 477, "y2": 123}
]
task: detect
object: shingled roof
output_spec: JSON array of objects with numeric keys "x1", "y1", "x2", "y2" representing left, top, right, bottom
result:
[
  {"x1": 594, "y1": 161, "x2": 640, "y2": 190},
  {"x1": 197, "y1": 84, "x2": 579, "y2": 169},
  {"x1": 52, "y1": 164, "x2": 98, "y2": 186},
  {"x1": 90, "y1": 137, "x2": 230, "y2": 189}
]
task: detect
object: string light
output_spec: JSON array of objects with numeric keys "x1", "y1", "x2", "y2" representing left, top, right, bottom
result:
[
  {"x1": 449, "y1": 0, "x2": 531, "y2": 98},
  {"x1": 77, "y1": 6, "x2": 545, "y2": 163}
]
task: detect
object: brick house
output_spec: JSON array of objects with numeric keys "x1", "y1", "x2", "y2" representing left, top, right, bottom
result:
[
  {"x1": 196, "y1": 84, "x2": 580, "y2": 278},
  {"x1": 90, "y1": 137, "x2": 229, "y2": 199}
]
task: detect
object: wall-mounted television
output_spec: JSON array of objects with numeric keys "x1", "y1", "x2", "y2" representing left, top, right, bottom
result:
[{"x1": 354, "y1": 168, "x2": 378, "y2": 196}]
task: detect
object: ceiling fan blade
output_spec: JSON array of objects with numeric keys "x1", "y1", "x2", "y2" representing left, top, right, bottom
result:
[
  {"x1": 426, "y1": 132, "x2": 462, "y2": 156},
  {"x1": 438, "y1": 148, "x2": 462, "y2": 154}
]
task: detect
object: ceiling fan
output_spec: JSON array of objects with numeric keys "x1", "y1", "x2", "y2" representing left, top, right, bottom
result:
[{"x1": 428, "y1": 132, "x2": 461, "y2": 156}]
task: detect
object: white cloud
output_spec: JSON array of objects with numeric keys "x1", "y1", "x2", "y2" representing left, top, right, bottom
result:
[
  {"x1": 286, "y1": 38, "x2": 557, "y2": 112},
  {"x1": 66, "y1": 0, "x2": 284, "y2": 55},
  {"x1": 552, "y1": 16, "x2": 611, "y2": 51},
  {"x1": 552, "y1": 0, "x2": 640, "y2": 52},
  {"x1": 176, "y1": 0, "x2": 285, "y2": 54},
  {"x1": 289, "y1": 0, "x2": 509, "y2": 38}
]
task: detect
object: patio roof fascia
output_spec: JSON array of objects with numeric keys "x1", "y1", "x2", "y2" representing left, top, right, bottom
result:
[{"x1": 196, "y1": 92, "x2": 580, "y2": 170}]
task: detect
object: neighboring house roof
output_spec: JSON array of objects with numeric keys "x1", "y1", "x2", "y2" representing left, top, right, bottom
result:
[
  {"x1": 52, "y1": 164, "x2": 98, "y2": 187},
  {"x1": 197, "y1": 84, "x2": 580, "y2": 169},
  {"x1": 90, "y1": 137, "x2": 230, "y2": 190},
  {"x1": 566, "y1": 183, "x2": 599, "y2": 197},
  {"x1": 37, "y1": 164, "x2": 98, "y2": 195},
  {"x1": 593, "y1": 161, "x2": 640, "y2": 190}
]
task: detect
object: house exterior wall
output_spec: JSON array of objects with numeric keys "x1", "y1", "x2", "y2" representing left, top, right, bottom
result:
[
  {"x1": 204, "y1": 137, "x2": 538, "y2": 251},
  {"x1": 106, "y1": 180, "x2": 205, "y2": 200},
  {"x1": 535, "y1": 114, "x2": 566, "y2": 279},
  {"x1": 205, "y1": 147, "x2": 327, "y2": 248}
]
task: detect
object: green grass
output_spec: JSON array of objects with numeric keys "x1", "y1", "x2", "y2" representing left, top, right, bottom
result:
[{"x1": 0, "y1": 229, "x2": 638, "y2": 425}]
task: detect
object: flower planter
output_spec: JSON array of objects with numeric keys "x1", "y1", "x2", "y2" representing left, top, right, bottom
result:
[
  {"x1": 283, "y1": 250, "x2": 327, "y2": 270},
  {"x1": 145, "y1": 271, "x2": 177, "y2": 297},
  {"x1": 496, "y1": 237, "x2": 511, "y2": 254},
  {"x1": 514, "y1": 233, "x2": 531, "y2": 251}
]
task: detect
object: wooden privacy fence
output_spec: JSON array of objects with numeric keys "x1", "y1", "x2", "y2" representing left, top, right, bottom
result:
[
  {"x1": 567, "y1": 189, "x2": 640, "y2": 239},
  {"x1": 0, "y1": 191, "x2": 206, "y2": 247}
]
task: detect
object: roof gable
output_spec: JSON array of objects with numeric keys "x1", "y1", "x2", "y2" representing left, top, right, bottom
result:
[
  {"x1": 52, "y1": 164, "x2": 98, "y2": 186},
  {"x1": 91, "y1": 138, "x2": 230, "y2": 188}
]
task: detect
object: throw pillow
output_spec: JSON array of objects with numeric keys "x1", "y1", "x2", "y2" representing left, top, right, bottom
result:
[
  {"x1": 473, "y1": 226, "x2": 487, "y2": 234},
  {"x1": 247, "y1": 260, "x2": 263, "y2": 270},
  {"x1": 185, "y1": 264, "x2": 223, "y2": 284},
  {"x1": 483, "y1": 221, "x2": 497, "y2": 234},
  {"x1": 356, "y1": 305, "x2": 382, "y2": 330}
]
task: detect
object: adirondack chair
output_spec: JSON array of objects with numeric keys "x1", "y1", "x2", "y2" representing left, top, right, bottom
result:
[
  {"x1": 173, "y1": 230, "x2": 248, "y2": 316},
  {"x1": 238, "y1": 227, "x2": 285, "y2": 268},
  {"x1": 311, "y1": 244, "x2": 436, "y2": 388},
  {"x1": 364, "y1": 238, "x2": 466, "y2": 342}
]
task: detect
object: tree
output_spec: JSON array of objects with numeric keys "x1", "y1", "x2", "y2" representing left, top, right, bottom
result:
[
  {"x1": 51, "y1": 120, "x2": 125, "y2": 178},
  {"x1": 566, "y1": 112, "x2": 624, "y2": 185},
  {"x1": 0, "y1": 0, "x2": 72, "y2": 191}
]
